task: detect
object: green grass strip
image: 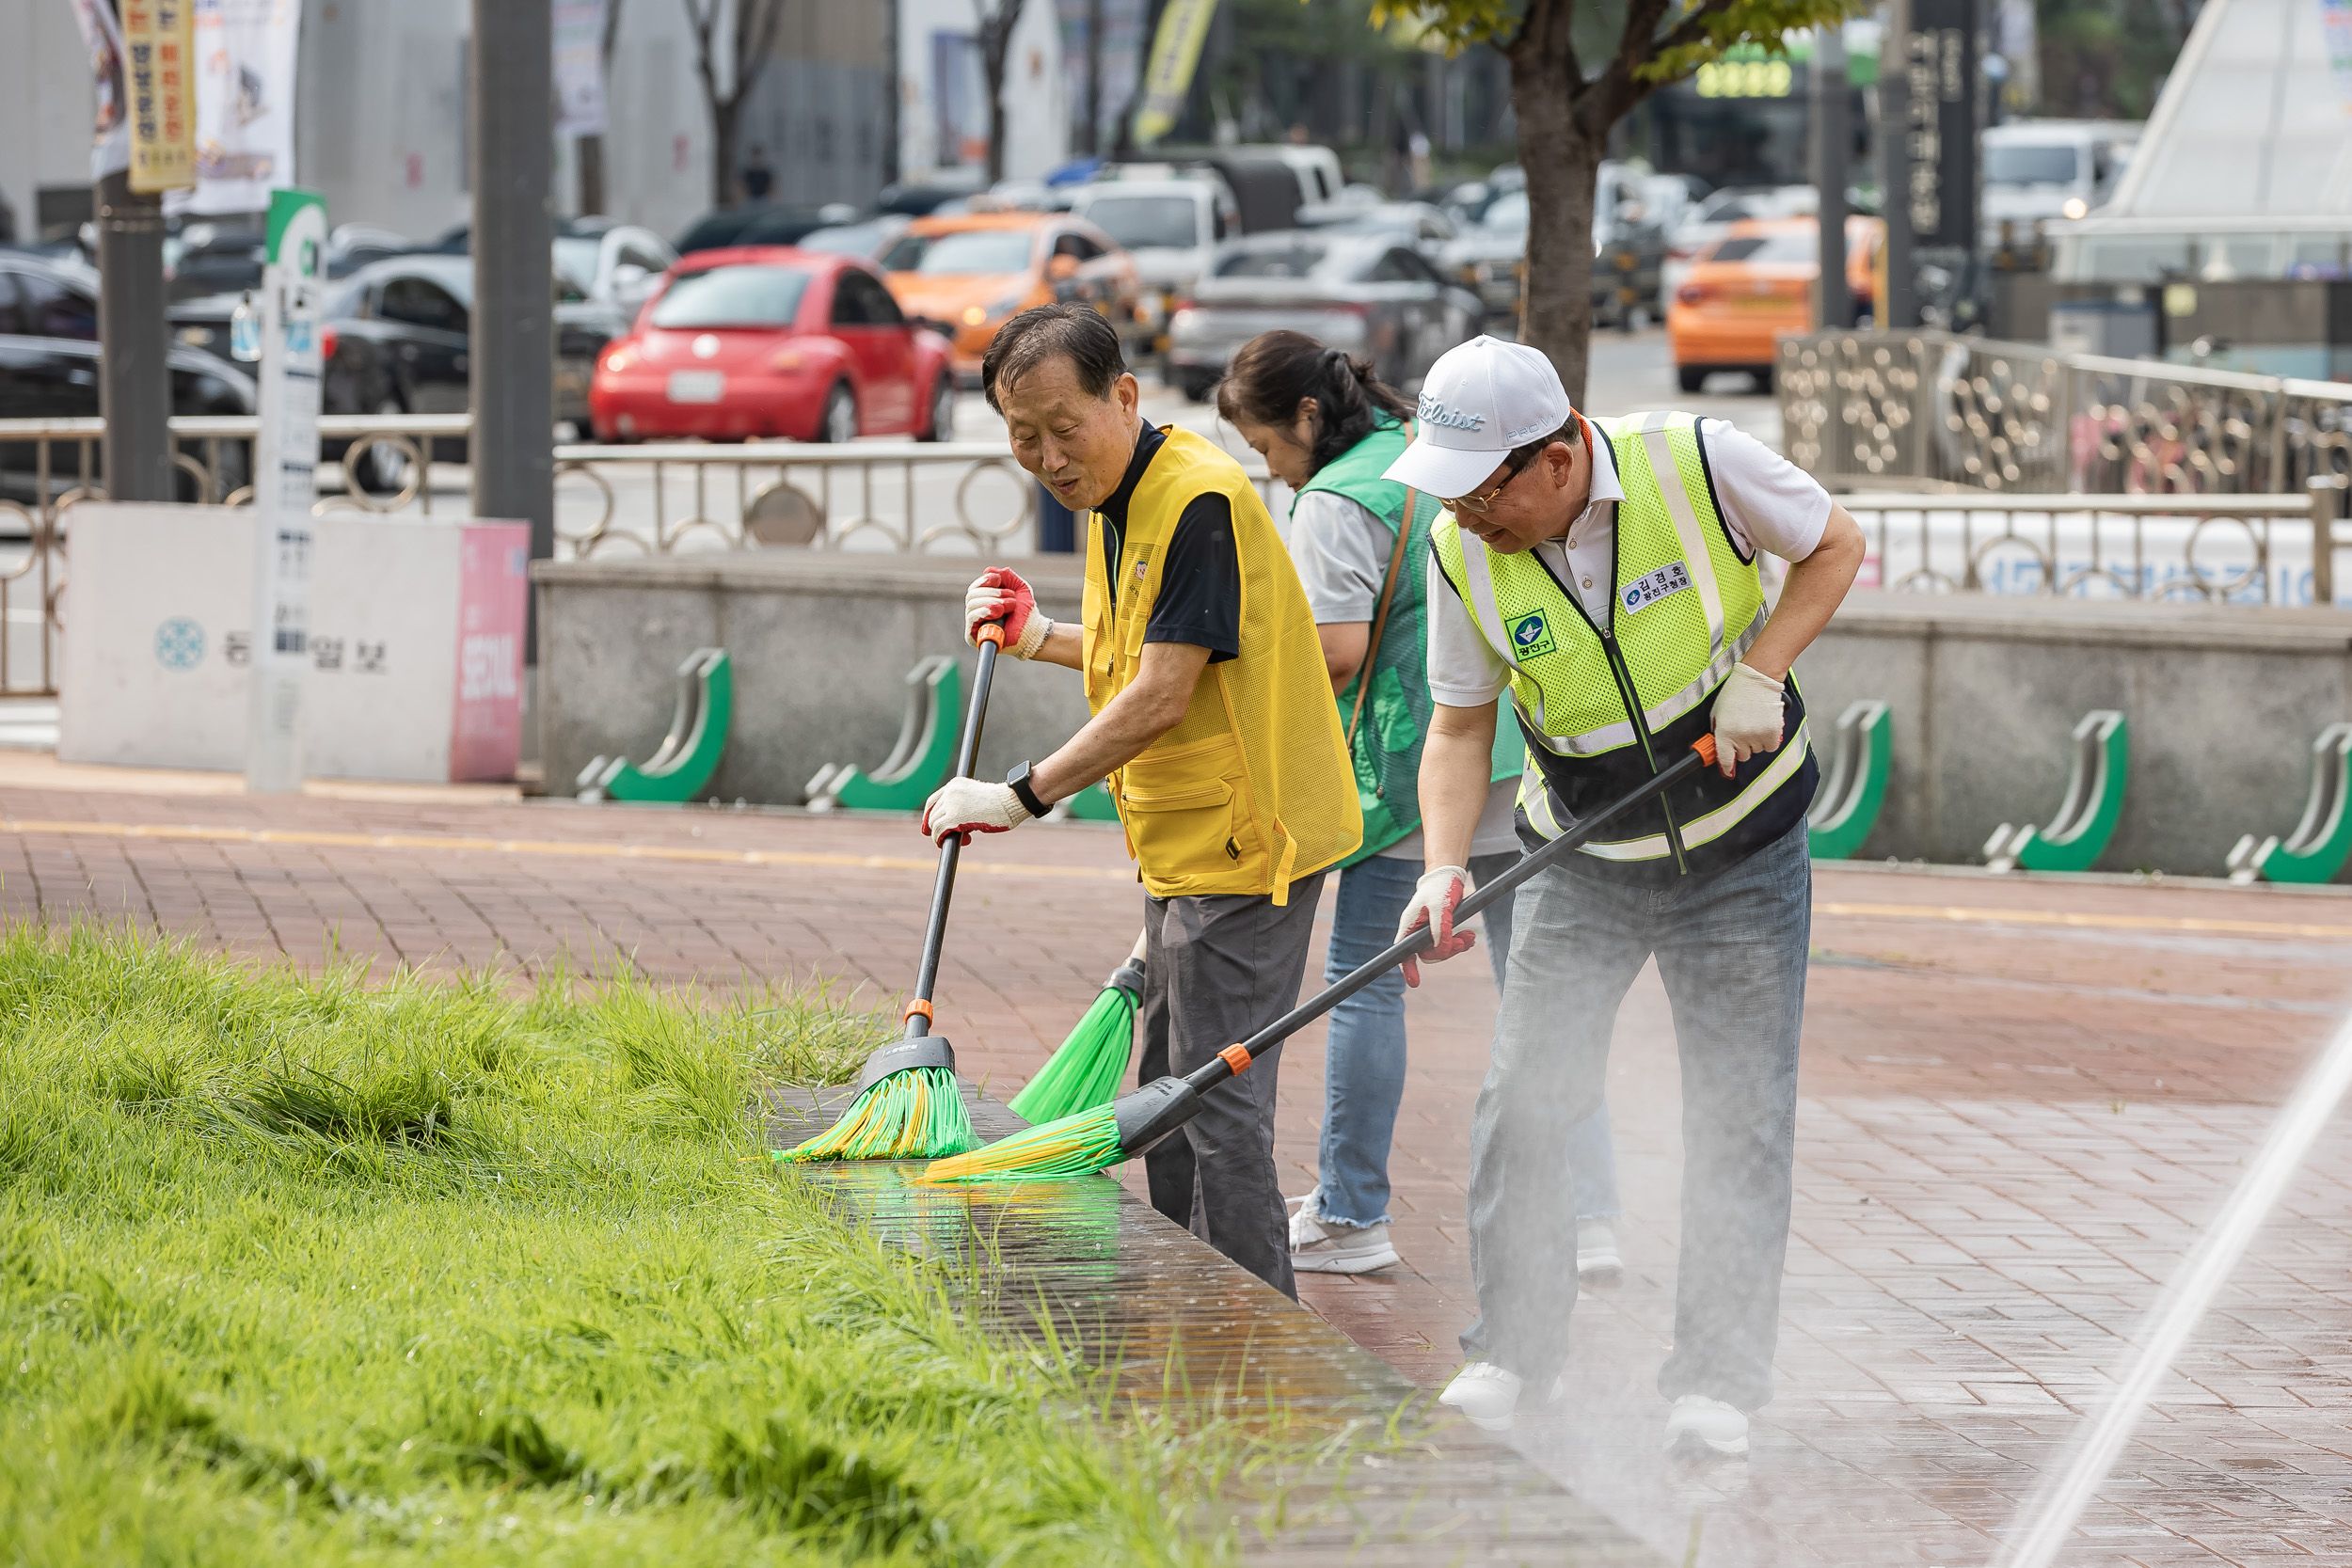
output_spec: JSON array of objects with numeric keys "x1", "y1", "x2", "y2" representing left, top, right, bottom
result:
[
  {"x1": 1007, "y1": 986, "x2": 1136, "y2": 1126},
  {"x1": 0, "y1": 926, "x2": 1222, "y2": 1566}
]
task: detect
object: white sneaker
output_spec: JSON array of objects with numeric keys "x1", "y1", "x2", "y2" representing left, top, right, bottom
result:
[
  {"x1": 1663, "y1": 1393, "x2": 1749, "y2": 1457},
  {"x1": 1285, "y1": 1191, "x2": 1322, "y2": 1250},
  {"x1": 1290, "y1": 1211, "x2": 1400, "y2": 1275},
  {"x1": 1439, "y1": 1362, "x2": 1524, "y2": 1432},
  {"x1": 1577, "y1": 1219, "x2": 1622, "y2": 1281}
]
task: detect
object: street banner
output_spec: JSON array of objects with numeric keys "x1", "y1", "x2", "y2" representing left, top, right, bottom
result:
[
  {"x1": 175, "y1": 0, "x2": 300, "y2": 216},
  {"x1": 246, "y1": 187, "x2": 326, "y2": 795},
  {"x1": 1133, "y1": 0, "x2": 1219, "y2": 145},
  {"x1": 122, "y1": 0, "x2": 199, "y2": 194},
  {"x1": 553, "y1": 0, "x2": 610, "y2": 139},
  {"x1": 2324, "y1": 0, "x2": 2352, "y2": 109},
  {"x1": 67, "y1": 0, "x2": 132, "y2": 181}
]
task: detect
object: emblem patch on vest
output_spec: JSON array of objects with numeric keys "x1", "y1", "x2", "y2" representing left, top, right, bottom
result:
[
  {"x1": 1506, "y1": 610, "x2": 1556, "y2": 661},
  {"x1": 1620, "y1": 562, "x2": 1693, "y2": 615}
]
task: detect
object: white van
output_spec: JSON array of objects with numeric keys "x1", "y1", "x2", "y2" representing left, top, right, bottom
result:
[
  {"x1": 1980, "y1": 120, "x2": 2140, "y2": 248},
  {"x1": 1070, "y1": 176, "x2": 1238, "y2": 298}
]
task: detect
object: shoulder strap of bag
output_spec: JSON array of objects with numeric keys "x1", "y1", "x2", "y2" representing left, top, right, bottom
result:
[{"x1": 1345, "y1": 483, "x2": 1419, "y2": 747}]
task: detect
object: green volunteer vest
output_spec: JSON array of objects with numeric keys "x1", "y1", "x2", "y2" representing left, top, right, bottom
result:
[
  {"x1": 1427, "y1": 410, "x2": 1817, "y2": 885},
  {"x1": 1297, "y1": 420, "x2": 1525, "y2": 867}
]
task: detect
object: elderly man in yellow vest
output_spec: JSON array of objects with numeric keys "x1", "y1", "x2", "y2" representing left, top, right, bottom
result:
[
  {"x1": 1390, "y1": 337, "x2": 1865, "y2": 1454},
  {"x1": 920, "y1": 303, "x2": 1361, "y2": 1296}
]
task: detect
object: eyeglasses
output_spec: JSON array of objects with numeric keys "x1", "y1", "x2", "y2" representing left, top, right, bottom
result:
[{"x1": 1444, "y1": 448, "x2": 1538, "y2": 515}]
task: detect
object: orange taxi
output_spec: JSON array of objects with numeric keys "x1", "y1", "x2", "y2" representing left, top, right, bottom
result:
[
  {"x1": 1667, "y1": 215, "x2": 1883, "y2": 393},
  {"x1": 880, "y1": 211, "x2": 1147, "y2": 382}
]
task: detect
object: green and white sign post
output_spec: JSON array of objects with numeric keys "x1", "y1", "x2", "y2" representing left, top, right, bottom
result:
[{"x1": 246, "y1": 188, "x2": 327, "y2": 794}]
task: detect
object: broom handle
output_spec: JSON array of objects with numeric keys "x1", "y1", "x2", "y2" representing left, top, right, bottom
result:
[
  {"x1": 1181, "y1": 737, "x2": 1716, "y2": 1091},
  {"x1": 906, "y1": 627, "x2": 1003, "y2": 1040}
]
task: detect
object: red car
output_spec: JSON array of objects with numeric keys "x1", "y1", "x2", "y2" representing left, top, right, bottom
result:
[{"x1": 589, "y1": 248, "x2": 955, "y2": 443}]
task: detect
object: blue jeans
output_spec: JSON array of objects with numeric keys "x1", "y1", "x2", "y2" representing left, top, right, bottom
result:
[
  {"x1": 1311, "y1": 850, "x2": 1620, "y2": 1229},
  {"x1": 1460, "y1": 820, "x2": 1812, "y2": 1412}
]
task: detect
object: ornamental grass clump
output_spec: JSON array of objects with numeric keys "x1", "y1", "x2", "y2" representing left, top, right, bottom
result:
[{"x1": 0, "y1": 926, "x2": 1225, "y2": 1565}]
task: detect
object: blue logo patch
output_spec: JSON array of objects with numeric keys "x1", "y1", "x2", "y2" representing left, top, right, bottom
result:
[
  {"x1": 1507, "y1": 610, "x2": 1556, "y2": 660},
  {"x1": 154, "y1": 617, "x2": 206, "y2": 671}
]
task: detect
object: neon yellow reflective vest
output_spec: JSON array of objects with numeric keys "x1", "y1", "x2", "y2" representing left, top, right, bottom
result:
[
  {"x1": 1427, "y1": 411, "x2": 1817, "y2": 885},
  {"x1": 1083, "y1": 424, "x2": 1361, "y2": 903}
]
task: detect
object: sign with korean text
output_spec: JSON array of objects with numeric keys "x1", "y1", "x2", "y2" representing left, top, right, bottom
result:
[
  {"x1": 122, "y1": 0, "x2": 199, "y2": 193},
  {"x1": 246, "y1": 186, "x2": 326, "y2": 794},
  {"x1": 175, "y1": 0, "x2": 301, "y2": 216},
  {"x1": 1900, "y1": 0, "x2": 1978, "y2": 251},
  {"x1": 1134, "y1": 0, "x2": 1219, "y2": 145},
  {"x1": 553, "y1": 0, "x2": 610, "y2": 138}
]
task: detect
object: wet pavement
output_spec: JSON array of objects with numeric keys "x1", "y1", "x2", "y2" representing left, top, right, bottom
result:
[
  {"x1": 773, "y1": 1082, "x2": 1661, "y2": 1563},
  {"x1": 8, "y1": 753, "x2": 2352, "y2": 1566}
]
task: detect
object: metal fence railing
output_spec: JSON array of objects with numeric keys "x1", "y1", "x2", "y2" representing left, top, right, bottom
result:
[{"x1": 1777, "y1": 330, "x2": 2352, "y2": 499}]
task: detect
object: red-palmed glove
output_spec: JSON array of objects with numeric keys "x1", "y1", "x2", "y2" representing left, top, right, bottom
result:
[
  {"x1": 964, "y1": 567, "x2": 1052, "y2": 659},
  {"x1": 1394, "y1": 864, "x2": 1475, "y2": 989},
  {"x1": 920, "y1": 777, "x2": 1036, "y2": 846}
]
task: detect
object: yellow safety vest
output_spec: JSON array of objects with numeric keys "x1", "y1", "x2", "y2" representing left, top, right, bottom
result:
[
  {"x1": 1083, "y1": 424, "x2": 1360, "y2": 902},
  {"x1": 1428, "y1": 411, "x2": 1816, "y2": 884}
]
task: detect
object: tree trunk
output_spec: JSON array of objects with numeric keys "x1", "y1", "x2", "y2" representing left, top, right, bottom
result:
[
  {"x1": 711, "y1": 95, "x2": 739, "y2": 207},
  {"x1": 1509, "y1": 45, "x2": 1599, "y2": 407},
  {"x1": 985, "y1": 61, "x2": 1009, "y2": 182},
  {"x1": 577, "y1": 134, "x2": 606, "y2": 216},
  {"x1": 1079, "y1": 0, "x2": 1103, "y2": 156}
]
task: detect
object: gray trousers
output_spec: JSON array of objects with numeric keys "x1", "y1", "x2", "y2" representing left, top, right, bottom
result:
[
  {"x1": 1136, "y1": 870, "x2": 1327, "y2": 1299},
  {"x1": 1464, "y1": 821, "x2": 1810, "y2": 1411}
]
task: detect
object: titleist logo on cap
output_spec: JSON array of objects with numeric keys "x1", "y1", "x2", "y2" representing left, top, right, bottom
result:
[{"x1": 1417, "y1": 391, "x2": 1486, "y2": 431}]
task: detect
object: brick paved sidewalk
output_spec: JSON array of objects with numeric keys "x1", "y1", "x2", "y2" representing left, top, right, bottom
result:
[{"x1": 8, "y1": 754, "x2": 2352, "y2": 1567}]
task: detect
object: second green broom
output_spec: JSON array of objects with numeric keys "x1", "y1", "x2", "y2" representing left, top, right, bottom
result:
[{"x1": 1007, "y1": 937, "x2": 1146, "y2": 1124}]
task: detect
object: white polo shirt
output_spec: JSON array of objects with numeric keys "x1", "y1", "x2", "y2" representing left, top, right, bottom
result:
[{"x1": 1426, "y1": 419, "x2": 1833, "y2": 706}]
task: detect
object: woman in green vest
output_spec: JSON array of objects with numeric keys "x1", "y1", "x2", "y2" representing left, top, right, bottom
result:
[{"x1": 1217, "y1": 331, "x2": 1623, "y2": 1281}]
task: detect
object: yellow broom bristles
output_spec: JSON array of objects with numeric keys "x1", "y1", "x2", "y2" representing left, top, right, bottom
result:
[
  {"x1": 914, "y1": 1104, "x2": 1123, "y2": 1184},
  {"x1": 776, "y1": 1064, "x2": 974, "y2": 1162}
]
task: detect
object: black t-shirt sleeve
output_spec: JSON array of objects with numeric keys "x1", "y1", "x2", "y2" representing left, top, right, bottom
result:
[{"x1": 1142, "y1": 491, "x2": 1241, "y2": 663}]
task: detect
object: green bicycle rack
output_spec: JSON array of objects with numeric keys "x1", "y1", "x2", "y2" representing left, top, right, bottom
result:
[
  {"x1": 1983, "y1": 709, "x2": 2129, "y2": 873},
  {"x1": 2227, "y1": 722, "x2": 2352, "y2": 884},
  {"x1": 1806, "y1": 700, "x2": 1892, "y2": 860},
  {"x1": 1057, "y1": 779, "x2": 1121, "y2": 821},
  {"x1": 804, "y1": 656, "x2": 962, "y2": 812},
  {"x1": 576, "y1": 648, "x2": 732, "y2": 804}
]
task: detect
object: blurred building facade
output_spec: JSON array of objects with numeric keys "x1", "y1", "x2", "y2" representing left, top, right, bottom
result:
[
  {"x1": 897, "y1": 0, "x2": 1068, "y2": 182},
  {"x1": 0, "y1": 0, "x2": 898, "y2": 248}
]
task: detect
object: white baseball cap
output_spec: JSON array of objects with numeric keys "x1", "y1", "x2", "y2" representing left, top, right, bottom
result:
[{"x1": 1380, "y1": 335, "x2": 1574, "y2": 499}]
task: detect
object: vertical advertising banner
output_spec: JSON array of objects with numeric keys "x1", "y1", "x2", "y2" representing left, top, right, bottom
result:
[
  {"x1": 68, "y1": 0, "x2": 132, "y2": 181},
  {"x1": 2324, "y1": 0, "x2": 2352, "y2": 109},
  {"x1": 1901, "y1": 0, "x2": 1978, "y2": 251},
  {"x1": 1133, "y1": 0, "x2": 1220, "y2": 146},
  {"x1": 553, "y1": 0, "x2": 611, "y2": 139},
  {"x1": 123, "y1": 0, "x2": 199, "y2": 193},
  {"x1": 176, "y1": 0, "x2": 301, "y2": 216},
  {"x1": 246, "y1": 187, "x2": 326, "y2": 795}
]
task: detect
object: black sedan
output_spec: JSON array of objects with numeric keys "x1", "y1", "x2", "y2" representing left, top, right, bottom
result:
[
  {"x1": 171, "y1": 254, "x2": 625, "y2": 483},
  {"x1": 0, "y1": 252, "x2": 255, "y2": 503}
]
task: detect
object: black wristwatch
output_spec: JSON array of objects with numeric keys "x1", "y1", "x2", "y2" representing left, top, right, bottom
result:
[{"x1": 1006, "y1": 760, "x2": 1049, "y2": 819}]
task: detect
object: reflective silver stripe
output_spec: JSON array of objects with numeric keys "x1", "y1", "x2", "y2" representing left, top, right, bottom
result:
[
  {"x1": 1640, "y1": 615, "x2": 1765, "y2": 734},
  {"x1": 1635, "y1": 414, "x2": 1727, "y2": 672},
  {"x1": 1519, "y1": 770, "x2": 1566, "y2": 839},
  {"x1": 1519, "y1": 705, "x2": 1638, "y2": 758},
  {"x1": 1574, "y1": 721, "x2": 1813, "y2": 861},
  {"x1": 1464, "y1": 535, "x2": 1557, "y2": 736}
]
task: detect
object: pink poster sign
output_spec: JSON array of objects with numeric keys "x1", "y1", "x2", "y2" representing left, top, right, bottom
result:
[{"x1": 450, "y1": 522, "x2": 530, "y2": 781}]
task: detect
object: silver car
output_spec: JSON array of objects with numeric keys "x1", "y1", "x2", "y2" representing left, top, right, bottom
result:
[{"x1": 1165, "y1": 232, "x2": 1484, "y2": 403}]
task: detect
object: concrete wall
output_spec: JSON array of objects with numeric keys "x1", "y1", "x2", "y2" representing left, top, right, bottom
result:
[
  {"x1": 537, "y1": 553, "x2": 1093, "y2": 808},
  {"x1": 0, "y1": 0, "x2": 104, "y2": 241},
  {"x1": 1797, "y1": 594, "x2": 2352, "y2": 875},
  {"x1": 538, "y1": 556, "x2": 2352, "y2": 878}
]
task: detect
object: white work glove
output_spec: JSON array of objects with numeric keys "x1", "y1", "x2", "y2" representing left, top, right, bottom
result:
[
  {"x1": 963, "y1": 568, "x2": 1053, "y2": 660},
  {"x1": 1394, "y1": 864, "x2": 1474, "y2": 989},
  {"x1": 920, "y1": 777, "x2": 1036, "y2": 846},
  {"x1": 1709, "y1": 662, "x2": 1787, "y2": 778}
]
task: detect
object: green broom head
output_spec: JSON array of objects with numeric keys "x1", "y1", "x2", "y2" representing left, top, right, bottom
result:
[
  {"x1": 776, "y1": 1035, "x2": 975, "y2": 1163},
  {"x1": 918, "y1": 1073, "x2": 1201, "y2": 1185},
  {"x1": 1007, "y1": 958, "x2": 1144, "y2": 1124}
]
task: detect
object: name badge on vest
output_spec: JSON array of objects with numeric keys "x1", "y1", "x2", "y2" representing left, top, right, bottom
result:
[{"x1": 1620, "y1": 561, "x2": 1692, "y2": 616}]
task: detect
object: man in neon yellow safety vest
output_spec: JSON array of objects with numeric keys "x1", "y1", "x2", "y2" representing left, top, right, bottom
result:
[{"x1": 1384, "y1": 336, "x2": 1865, "y2": 1456}]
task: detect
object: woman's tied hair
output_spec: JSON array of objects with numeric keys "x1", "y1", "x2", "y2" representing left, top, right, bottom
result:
[{"x1": 1216, "y1": 330, "x2": 1416, "y2": 479}]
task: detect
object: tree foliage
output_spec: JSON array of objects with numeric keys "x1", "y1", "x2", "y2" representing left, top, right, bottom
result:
[{"x1": 1370, "y1": 0, "x2": 1860, "y2": 403}]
